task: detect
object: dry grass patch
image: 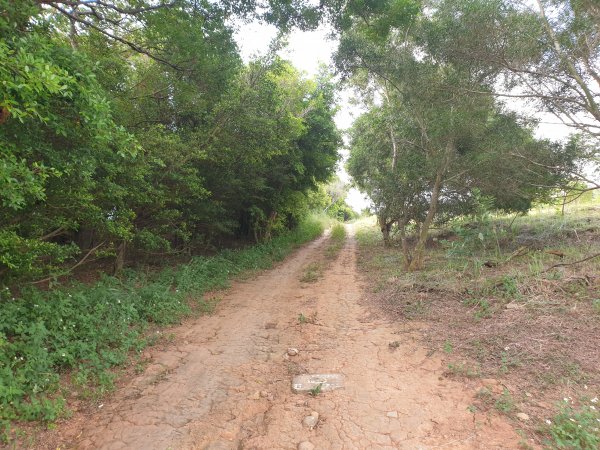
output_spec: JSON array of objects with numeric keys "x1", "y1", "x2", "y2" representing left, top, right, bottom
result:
[{"x1": 355, "y1": 207, "x2": 600, "y2": 447}]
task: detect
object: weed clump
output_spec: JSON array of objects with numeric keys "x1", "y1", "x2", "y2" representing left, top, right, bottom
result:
[{"x1": 547, "y1": 401, "x2": 600, "y2": 449}]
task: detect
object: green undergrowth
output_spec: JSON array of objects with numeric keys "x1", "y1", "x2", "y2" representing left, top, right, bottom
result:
[
  {"x1": 299, "y1": 222, "x2": 346, "y2": 283},
  {"x1": 325, "y1": 223, "x2": 347, "y2": 258},
  {"x1": 546, "y1": 400, "x2": 600, "y2": 449},
  {"x1": 0, "y1": 214, "x2": 326, "y2": 440}
]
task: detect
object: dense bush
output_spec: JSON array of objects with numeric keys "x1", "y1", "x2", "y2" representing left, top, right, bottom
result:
[{"x1": 0, "y1": 2, "x2": 340, "y2": 286}]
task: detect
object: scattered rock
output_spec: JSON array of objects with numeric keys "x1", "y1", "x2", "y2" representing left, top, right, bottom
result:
[
  {"x1": 386, "y1": 411, "x2": 398, "y2": 418},
  {"x1": 247, "y1": 391, "x2": 261, "y2": 400},
  {"x1": 298, "y1": 442, "x2": 315, "y2": 450},
  {"x1": 259, "y1": 390, "x2": 269, "y2": 398},
  {"x1": 525, "y1": 392, "x2": 532, "y2": 398},
  {"x1": 302, "y1": 414, "x2": 318, "y2": 429},
  {"x1": 287, "y1": 348, "x2": 299, "y2": 356},
  {"x1": 310, "y1": 411, "x2": 319, "y2": 419},
  {"x1": 505, "y1": 302, "x2": 524, "y2": 310},
  {"x1": 516, "y1": 412, "x2": 530, "y2": 421}
]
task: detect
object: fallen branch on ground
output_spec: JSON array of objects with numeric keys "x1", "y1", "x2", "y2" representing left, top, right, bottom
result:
[{"x1": 544, "y1": 252, "x2": 600, "y2": 272}]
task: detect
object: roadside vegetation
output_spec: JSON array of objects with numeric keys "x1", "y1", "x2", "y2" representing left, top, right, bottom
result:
[
  {"x1": 341, "y1": 3, "x2": 600, "y2": 443},
  {"x1": 3, "y1": 0, "x2": 600, "y2": 447},
  {"x1": 325, "y1": 223, "x2": 347, "y2": 259},
  {"x1": 299, "y1": 222, "x2": 347, "y2": 283},
  {"x1": 355, "y1": 202, "x2": 600, "y2": 448},
  {"x1": 1, "y1": 0, "x2": 352, "y2": 441},
  {"x1": 0, "y1": 214, "x2": 327, "y2": 441}
]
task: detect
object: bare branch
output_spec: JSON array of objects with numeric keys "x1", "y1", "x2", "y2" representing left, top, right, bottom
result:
[
  {"x1": 544, "y1": 252, "x2": 600, "y2": 272},
  {"x1": 31, "y1": 241, "x2": 106, "y2": 284},
  {"x1": 47, "y1": 3, "x2": 182, "y2": 71}
]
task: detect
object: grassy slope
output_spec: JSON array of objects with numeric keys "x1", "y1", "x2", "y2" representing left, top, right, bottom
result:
[{"x1": 355, "y1": 204, "x2": 600, "y2": 449}]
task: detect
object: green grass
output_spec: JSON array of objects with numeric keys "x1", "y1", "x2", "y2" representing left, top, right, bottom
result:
[
  {"x1": 0, "y1": 214, "x2": 326, "y2": 441},
  {"x1": 300, "y1": 262, "x2": 323, "y2": 283},
  {"x1": 546, "y1": 401, "x2": 600, "y2": 449},
  {"x1": 494, "y1": 388, "x2": 515, "y2": 414},
  {"x1": 325, "y1": 223, "x2": 346, "y2": 259}
]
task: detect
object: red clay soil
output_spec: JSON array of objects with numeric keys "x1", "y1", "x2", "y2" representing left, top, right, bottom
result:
[{"x1": 40, "y1": 226, "x2": 523, "y2": 449}]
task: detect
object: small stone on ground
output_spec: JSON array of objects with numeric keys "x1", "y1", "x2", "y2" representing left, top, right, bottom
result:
[
  {"x1": 302, "y1": 415, "x2": 318, "y2": 429},
  {"x1": 247, "y1": 391, "x2": 260, "y2": 400}
]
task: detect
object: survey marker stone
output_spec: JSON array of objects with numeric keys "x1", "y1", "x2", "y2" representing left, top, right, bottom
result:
[{"x1": 292, "y1": 373, "x2": 344, "y2": 393}]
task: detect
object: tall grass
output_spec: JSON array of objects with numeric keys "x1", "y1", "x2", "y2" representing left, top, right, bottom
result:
[{"x1": 0, "y1": 214, "x2": 326, "y2": 439}]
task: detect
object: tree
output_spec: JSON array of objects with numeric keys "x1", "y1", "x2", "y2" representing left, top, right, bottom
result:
[
  {"x1": 340, "y1": 0, "x2": 572, "y2": 269},
  {"x1": 0, "y1": 1, "x2": 139, "y2": 282},
  {"x1": 422, "y1": 0, "x2": 599, "y2": 193},
  {"x1": 0, "y1": 1, "x2": 342, "y2": 285}
]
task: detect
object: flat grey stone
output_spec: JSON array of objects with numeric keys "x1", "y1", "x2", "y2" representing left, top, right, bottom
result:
[{"x1": 292, "y1": 373, "x2": 344, "y2": 393}]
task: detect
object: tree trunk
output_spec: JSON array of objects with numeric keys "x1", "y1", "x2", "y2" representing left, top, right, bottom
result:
[
  {"x1": 114, "y1": 241, "x2": 126, "y2": 274},
  {"x1": 398, "y1": 219, "x2": 412, "y2": 269},
  {"x1": 409, "y1": 170, "x2": 443, "y2": 271},
  {"x1": 378, "y1": 214, "x2": 392, "y2": 247},
  {"x1": 264, "y1": 211, "x2": 278, "y2": 241}
]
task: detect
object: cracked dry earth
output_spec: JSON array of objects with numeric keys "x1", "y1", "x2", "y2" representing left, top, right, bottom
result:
[{"x1": 59, "y1": 226, "x2": 523, "y2": 449}]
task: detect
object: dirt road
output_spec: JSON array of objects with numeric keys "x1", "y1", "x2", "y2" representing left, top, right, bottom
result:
[{"x1": 63, "y1": 227, "x2": 522, "y2": 449}]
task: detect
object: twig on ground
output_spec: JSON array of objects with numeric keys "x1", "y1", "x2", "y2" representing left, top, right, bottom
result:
[{"x1": 544, "y1": 252, "x2": 600, "y2": 272}]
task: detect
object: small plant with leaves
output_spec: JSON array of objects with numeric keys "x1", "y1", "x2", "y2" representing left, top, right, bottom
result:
[
  {"x1": 309, "y1": 383, "x2": 323, "y2": 396},
  {"x1": 446, "y1": 362, "x2": 481, "y2": 378},
  {"x1": 545, "y1": 399, "x2": 600, "y2": 449},
  {"x1": 297, "y1": 311, "x2": 318, "y2": 325},
  {"x1": 443, "y1": 340, "x2": 453, "y2": 354},
  {"x1": 463, "y1": 297, "x2": 492, "y2": 319},
  {"x1": 495, "y1": 388, "x2": 515, "y2": 414},
  {"x1": 300, "y1": 262, "x2": 323, "y2": 283}
]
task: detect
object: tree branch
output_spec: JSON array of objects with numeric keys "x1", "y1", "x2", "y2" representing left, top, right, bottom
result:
[
  {"x1": 544, "y1": 252, "x2": 600, "y2": 272},
  {"x1": 47, "y1": 3, "x2": 183, "y2": 71},
  {"x1": 31, "y1": 240, "x2": 106, "y2": 284}
]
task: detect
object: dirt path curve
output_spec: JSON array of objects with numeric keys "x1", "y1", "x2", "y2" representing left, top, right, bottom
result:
[{"x1": 67, "y1": 226, "x2": 522, "y2": 449}]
